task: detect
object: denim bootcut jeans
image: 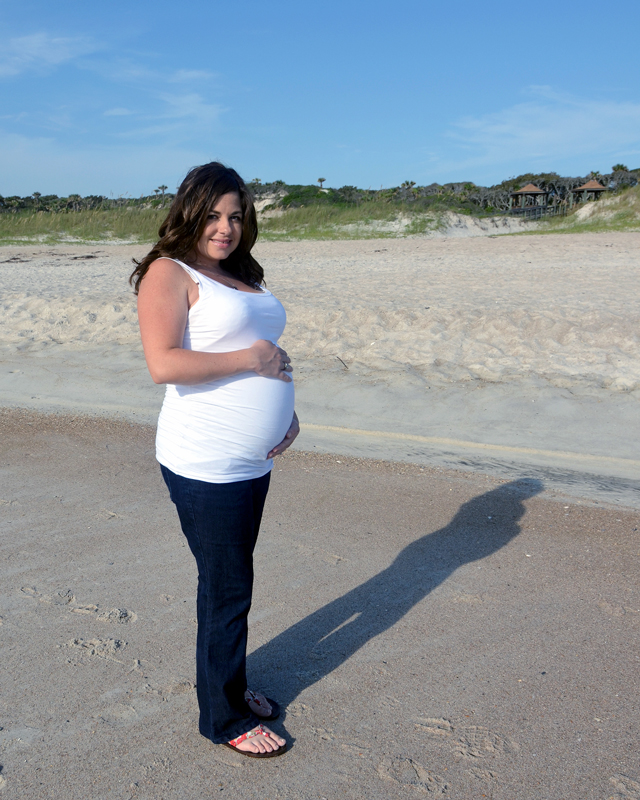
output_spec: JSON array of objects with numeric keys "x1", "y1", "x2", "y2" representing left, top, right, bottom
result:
[{"x1": 161, "y1": 464, "x2": 271, "y2": 744}]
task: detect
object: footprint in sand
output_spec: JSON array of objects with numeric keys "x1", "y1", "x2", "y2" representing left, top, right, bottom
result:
[
  {"x1": 97, "y1": 608, "x2": 137, "y2": 624},
  {"x1": 309, "y1": 726, "x2": 335, "y2": 742},
  {"x1": 453, "y1": 725, "x2": 518, "y2": 760},
  {"x1": 21, "y1": 586, "x2": 76, "y2": 606},
  {"x1": 414, "y1": 716, "x2": 518, "y2": 760},
  {"x1": 69, "y1": 604, "x2": 99, "y2": 615},
  {"x1": 20, "y1": 586, "x2": 136, "y2": 622},
  {"x1": 607, "y1": 774, "x2": 640, "y2": 800},
  {"x1": 377, "y1": 756, "x2": 448, "y2": 794},
  {"x1": 412, "y1": 715, "x2": 517, "y2": 788},
  {"x1": 63, "y1": 637, "x2": 127, "y2": 662},
  {"x1": 413, "y1": 717, "x2": 454, "y2": 737},
  {"x1": 468, "y1": 766, "x2": 499, "y2": 781},
  {"x1": 286, "y1": 701, "x2": 313, "y2": 717},
  {"x1": 598, "y1": 600, "x2": 640, "y2": 617},
  {"x1": 159, "y1": 680, "x2": 196, "y2": 698}
]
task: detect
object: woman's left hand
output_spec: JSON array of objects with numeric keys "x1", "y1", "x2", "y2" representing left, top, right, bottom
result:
[{"x1": 267, "y1": 412, "x2": 300, "y2": 459}]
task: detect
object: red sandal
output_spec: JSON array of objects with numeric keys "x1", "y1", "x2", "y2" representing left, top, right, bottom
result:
[{"x1": 223, "y1": 724, "x2": 288, "y2": 758}]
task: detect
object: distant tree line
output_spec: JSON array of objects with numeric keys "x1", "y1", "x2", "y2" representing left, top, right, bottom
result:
[
  {"x1": 247, "y1": 167, "x2": 639, "y2": 215},
  {"x1": 2, "y1": 168, "x2": 638, "y2": 217},
  {"x1": 0, "y1": 187, "x2": 174, "y2": 214}
]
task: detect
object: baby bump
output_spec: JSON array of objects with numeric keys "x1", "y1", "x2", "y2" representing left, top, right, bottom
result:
[
  {"x1": 157, "y1": 374, "x2": 294, "y2": 482},
  {"x1": 224, "y1": 373, "x2": 295, "y2": 455}
]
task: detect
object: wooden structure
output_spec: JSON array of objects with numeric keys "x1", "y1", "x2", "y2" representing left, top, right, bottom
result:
[
  {"x1": 509, "y1": 183, "x2": 550, "y2": 218},
  {"x1": 570, "y1": 179, "x2": 607, "y2": 205}
]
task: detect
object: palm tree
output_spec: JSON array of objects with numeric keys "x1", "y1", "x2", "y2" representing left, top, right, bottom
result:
[
  {"x1": 318, "y1": 178, "x2": 326, "y2": 190},
  {"x1": 156, "y1": 185, "x2": 168, "y2": 206}
]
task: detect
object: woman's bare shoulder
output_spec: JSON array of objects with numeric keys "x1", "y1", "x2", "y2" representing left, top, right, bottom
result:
[
  {"x1": 143, "y1": 257, "x2": 192, "y2": 284},
  {"x1": 146, "y1": 255, "x2": 185, "y2": 272},
  {"x1": 137, "y1": 258, "x2": 196, "y2": 303}
]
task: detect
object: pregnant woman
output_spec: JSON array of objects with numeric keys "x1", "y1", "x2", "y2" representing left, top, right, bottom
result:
[{"x1": 130, "y1": 162, "x2": 298, "y2": 757}]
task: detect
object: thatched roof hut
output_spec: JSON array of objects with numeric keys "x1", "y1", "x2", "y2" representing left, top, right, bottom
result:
[
  {"x1": 571, "y1": 179, "x2": 607, "y2": 204},
  {"x1": 509, "y1": 183, "x2": 549, "y2": 210},
  {"x1": 511, "y1": 183, "x2": 547, "y2": 195},
  {"x1": 572, "y1": 179, "x2": 606, "y2": 194}
]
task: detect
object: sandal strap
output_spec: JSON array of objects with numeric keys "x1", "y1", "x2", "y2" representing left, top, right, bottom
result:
[
  {"x1": 246, "y1": 689, "x2": 269, "y2": 710},
  {"x1": 246, "y1": 689, "x2": 259, "y2": 704},
  {"x1": 228, "y1": 724, "x2": 266, "y2": 748}
]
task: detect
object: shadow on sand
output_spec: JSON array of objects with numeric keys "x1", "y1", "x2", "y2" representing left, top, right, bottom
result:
[{"x1": 248, "y1": 478, "x2": 543, "y2": 708}]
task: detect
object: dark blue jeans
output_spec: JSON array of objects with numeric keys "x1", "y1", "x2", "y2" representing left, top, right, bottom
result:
[{"x1": 160, "y1": 464, "x2": 271, "y2": 744}]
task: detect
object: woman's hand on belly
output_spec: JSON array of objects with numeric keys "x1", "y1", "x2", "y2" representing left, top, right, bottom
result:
[
  {"x1": 137, "y1": 259, "x2": 293, "y2": 386},
  {"x1": 249, "y1": 340, "x2": 292, "y2": 382},
  {"x1": 267, "y1": 411, "x2": 300, "y2": 458}
]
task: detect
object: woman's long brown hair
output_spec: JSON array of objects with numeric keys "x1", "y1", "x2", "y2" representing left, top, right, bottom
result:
[{"x1": 129, "y1": 162, "x2": 263, "y2": 294}]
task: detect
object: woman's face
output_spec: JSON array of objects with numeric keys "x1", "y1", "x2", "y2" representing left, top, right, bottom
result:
[{"x1": 195, "y1": 192, "x2": 243, "y2": 267}]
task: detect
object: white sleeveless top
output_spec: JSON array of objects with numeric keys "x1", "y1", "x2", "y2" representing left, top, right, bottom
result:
[{"x1": 155, "y1": 259, "x2": 295, "y2": 483}]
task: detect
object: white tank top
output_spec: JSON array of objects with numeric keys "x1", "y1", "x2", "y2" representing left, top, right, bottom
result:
[{"x1": 155, "y1": 259, "x2": 295, "y2": 483}]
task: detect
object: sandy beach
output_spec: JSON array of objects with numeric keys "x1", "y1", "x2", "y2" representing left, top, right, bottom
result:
[
  {"x1": 1, "y1": 233, "x2": 639, "y2": 798},
  {"x1": 1, "y1": 410, "x2": 638, "y2": 799},
  {"x1": 1, "y1": 233, "x2": 639, "y2": 504}
]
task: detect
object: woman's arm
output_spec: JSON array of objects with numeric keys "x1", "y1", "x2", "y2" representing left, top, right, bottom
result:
[{"x1": 137, "y1": 258, "x2": 292, "y2": 385}]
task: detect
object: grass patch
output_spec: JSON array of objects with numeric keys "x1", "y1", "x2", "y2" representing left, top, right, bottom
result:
[
  {"x1": 259, "y1": 201, "x2": 445, "y2": 240},
  {"x1": 535, "y1": 184, "x2": 640, "y2": 235},
  {"x1": 3, "y1": 185, "x2": 639, "y2": 244},
  {"x1": 1, "y1": 202, "x2": 439, "y2": 243},
  {"x1": 0, "y1": 207, "x2": 166, "y2": 244}
]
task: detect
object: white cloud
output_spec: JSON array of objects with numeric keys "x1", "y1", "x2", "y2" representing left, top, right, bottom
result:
[
  {"x1": 437, "y1": 88, "x2": 640, "y2": 178},
  {"x1": 79, "y1": 61, "x2": 225, "y2": 138},
  {"x1": 170, "y1": 69, "x2": 217, "y2": 83},
  {"x1": 159, "y1": 92, "x2": 224, "y2": 123},
  {"x1": 115, "y1": 93, "x2": 225, "y2": 141},
  {"x1": 0, "y1": 33, "x2": 97, "y2": 78},
  {"x1": 87, "y1": 59, "x2": 157, "y2": 84}
]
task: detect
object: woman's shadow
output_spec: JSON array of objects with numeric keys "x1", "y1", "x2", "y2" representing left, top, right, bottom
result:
[{"x1": 248, "y1": 478, "x2": 543, "y2": 707}]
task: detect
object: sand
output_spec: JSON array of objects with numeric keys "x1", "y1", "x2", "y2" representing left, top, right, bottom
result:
[
  {"x1": 1, "y1": 233, "x2": 639, "y2": 505},
  {"x1": 0, "y1": 410, "x2": 638, "y2": 799},
  {"x1": 1, "y1": 233, "x2": 639, "y2": 798}
]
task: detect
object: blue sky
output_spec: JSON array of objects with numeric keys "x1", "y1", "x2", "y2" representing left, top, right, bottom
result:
[{"x1": 1, "y1": 0, "x2": 639, "y2": 196}]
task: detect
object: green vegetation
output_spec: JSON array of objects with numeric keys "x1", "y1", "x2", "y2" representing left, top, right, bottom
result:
[
  {"x1": 0, "y1": 207, "x2": 166, "y2": 244},
  {"x1": 536, "y1": 183, "x2": 640, "y2": 234},
  {"x1": 1, "y1": 170, "x2": 638, "y2": 243},
  {"x1": 259, "y1": 201, "x2": 444, "y2": 240}
]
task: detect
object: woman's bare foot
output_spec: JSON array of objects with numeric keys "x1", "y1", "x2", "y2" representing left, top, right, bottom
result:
[
  {"x1": 226, "y1": 724, "x2": 286, "y2": 757},
  {"x1": 244, "y1": 689, "x2": 277, "y2": 719}
]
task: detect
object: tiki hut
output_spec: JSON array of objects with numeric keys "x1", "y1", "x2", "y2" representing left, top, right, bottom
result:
[
  {"x1": 509, "y1": 183, "x2": 549, "y2": 211},
  {"x1": 571, "y1": 179, "x2": 607, "y2": 203}
]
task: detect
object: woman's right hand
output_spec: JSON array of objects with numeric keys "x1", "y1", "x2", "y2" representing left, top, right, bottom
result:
[{"x1": 249, "y1": 340, "x2": 293, "y2": 382}]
